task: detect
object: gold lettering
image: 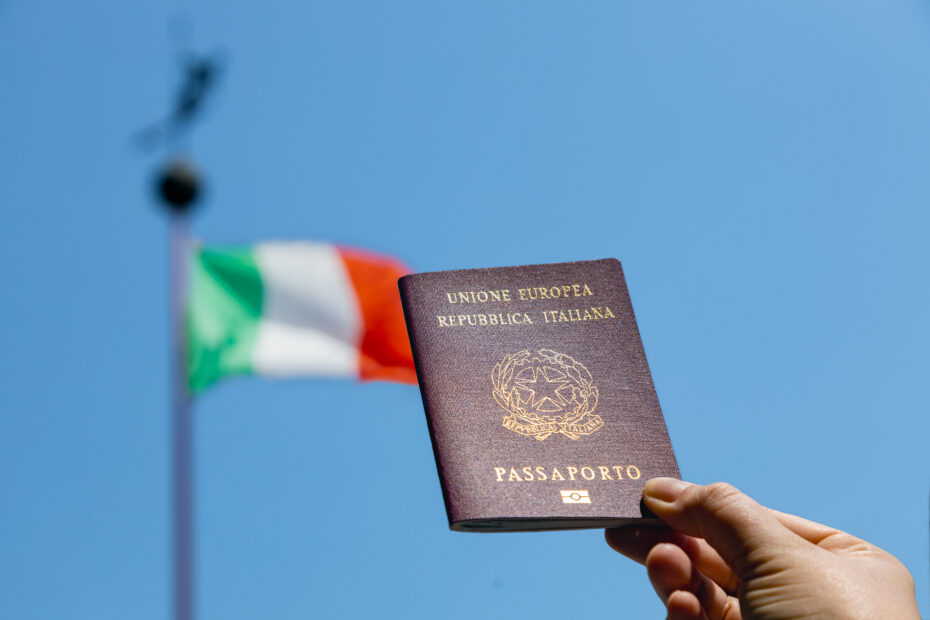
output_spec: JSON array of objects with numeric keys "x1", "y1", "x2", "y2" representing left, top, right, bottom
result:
[
  {"x1": 582, "y1": 309, "x2": 593, "y2": 321},
  {"x1": 592, "y1": 308, "x2": 604, "y2": 319},
  {"x1": 491, "y1": 464, "x2": 642, "y2": 482},
  {"x1": 502, "y1": 284, "x2": 596, "y2": 303},
  {"x1": 435, "y1": 311, "x2": 541, "y2": 327},
  {"x1": 558, "y1": 310, "x2": 568, "y2": 322},
  {"x1": 605, "y1": 306, "x2": 615, "y2": 318},
  {"x1": 446, "y1": 290, "x2": 513, "y2": 304}
]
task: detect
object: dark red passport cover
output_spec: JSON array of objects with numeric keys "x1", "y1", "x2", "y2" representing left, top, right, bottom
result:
[{"x1": 399, "y1": 259, "x2": 679, "y2": 532}]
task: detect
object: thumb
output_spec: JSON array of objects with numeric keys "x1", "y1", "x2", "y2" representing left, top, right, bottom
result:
[{"x1": 643, "y1": 479, "x2": 803, "y2": 580}]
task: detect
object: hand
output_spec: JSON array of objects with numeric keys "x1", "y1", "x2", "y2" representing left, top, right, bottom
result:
[{"x1": 605, "y1": 479, "x2": 920, "y2": 620}]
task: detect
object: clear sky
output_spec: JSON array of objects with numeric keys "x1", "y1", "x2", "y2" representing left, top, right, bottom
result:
[{"x1": 1, "y1": 1, "x2": 928, "y2": 618}]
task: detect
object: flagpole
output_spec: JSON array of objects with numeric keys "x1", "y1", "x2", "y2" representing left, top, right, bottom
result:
[
  {"x1": 170, "y1": 213, "x2": 194, "y2": 620},
  {"x1": 158, "y1": 160, "x2": 201, "y2": 620},
  {"x1": 142, "y1": 25, "x2": 218, "y2": 617}
]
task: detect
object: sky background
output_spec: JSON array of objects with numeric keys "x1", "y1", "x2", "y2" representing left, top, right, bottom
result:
[{"x1": 2, "y1": 1, "x2": 929, "y2": 618}]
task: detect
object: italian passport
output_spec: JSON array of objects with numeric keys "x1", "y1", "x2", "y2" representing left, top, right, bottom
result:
[{"x1": 398, "y1": 259, "x2": 679, "y2": 531}]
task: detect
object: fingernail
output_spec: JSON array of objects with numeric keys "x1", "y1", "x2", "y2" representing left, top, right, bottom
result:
[{"x1": 643, "y1": 478, "x2": 692, "y2": 502}]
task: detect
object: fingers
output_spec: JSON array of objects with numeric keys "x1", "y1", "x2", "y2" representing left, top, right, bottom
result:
[
  {"x1": 605, "y1": 525, "x2": 686, "y2": 564},
  {"x1": 646, "y1": 543, "x2": 692, "y2": 601},
  {"x1": 665, "y1": 590, "x2": 742, "y2": 620},
  {"x1": 667, "y1": 590, "x2": 704, "y2": 620},
  {"x1": 605, "y1": 527, "x2": 740, "y2": 595},
  {"x1": 646, "y1": 543, "x2": 739, "y2": 620},
  {"x1": 642, "y1": 479, "x2": 803, "y2": 580}
]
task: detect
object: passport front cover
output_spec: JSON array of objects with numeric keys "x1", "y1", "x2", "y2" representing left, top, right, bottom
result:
[{"x1": 399, "y1": 259, "x2": 679, "y2": 532}]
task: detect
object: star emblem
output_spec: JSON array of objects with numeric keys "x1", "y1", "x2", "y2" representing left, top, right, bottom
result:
[{"x1": 513, "y1": 366, "x2": 573, "y2": 412}]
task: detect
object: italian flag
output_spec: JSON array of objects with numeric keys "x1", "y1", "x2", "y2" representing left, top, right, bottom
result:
[{"x1": 186, "y1": 241, "x2": 417, "y2": 393}]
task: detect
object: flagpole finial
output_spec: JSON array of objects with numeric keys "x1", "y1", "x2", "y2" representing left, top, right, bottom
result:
[{"x1": 157, "y1": 158, "x2": 202, "y2": 214}]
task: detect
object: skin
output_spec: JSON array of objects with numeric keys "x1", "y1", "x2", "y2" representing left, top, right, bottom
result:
[{"x1": 605, "y1": 479, "x2": 921, "y2": 620}]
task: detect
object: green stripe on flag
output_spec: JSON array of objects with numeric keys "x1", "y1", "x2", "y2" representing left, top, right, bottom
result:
[{"x1": 186, "y1": 246, "x2": 263, "y2": 393}]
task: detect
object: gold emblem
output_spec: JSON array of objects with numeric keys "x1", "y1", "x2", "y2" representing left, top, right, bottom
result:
[{"x1": 492, "y1": 349, "x2": 603, "y2": 440}]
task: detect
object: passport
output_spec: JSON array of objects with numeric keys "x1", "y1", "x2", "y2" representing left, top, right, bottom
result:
[{"x1": 398, "y1": 259, "x2": 679, "y2": 532}]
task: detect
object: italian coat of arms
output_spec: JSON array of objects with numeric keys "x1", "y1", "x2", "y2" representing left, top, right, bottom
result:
[{"x1": 491, "y1": 349, "x2": 603, "y2": 440}]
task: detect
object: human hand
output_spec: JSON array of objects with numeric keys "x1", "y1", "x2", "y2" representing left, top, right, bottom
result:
[{"x1": 605, "y1": 479, "x2": 920, "y2": 620}]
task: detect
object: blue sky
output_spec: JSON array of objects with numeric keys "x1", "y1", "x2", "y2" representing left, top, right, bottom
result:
[{"x1": 1, "y1": 1, "x2": 928, "y2": 618}]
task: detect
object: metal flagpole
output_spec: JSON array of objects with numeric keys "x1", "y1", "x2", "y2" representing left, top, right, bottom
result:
[
  {"x1": 158, "y1": 161, "x2": 201, "y2": 620},
  {"x1": 141, "y1": 28, "x2": 220, "y2": 618},
  {"x1": 170, "y1": 213, "x2": 193, "y2": 620}
]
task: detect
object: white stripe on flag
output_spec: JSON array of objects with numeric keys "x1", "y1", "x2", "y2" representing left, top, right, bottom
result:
[{"x1": 251, "y1": 242, "x2": 361, "y2": 377}]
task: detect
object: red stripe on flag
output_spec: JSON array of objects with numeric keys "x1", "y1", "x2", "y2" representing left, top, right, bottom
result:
[{"x1": 337, "y1": 247, "x2": 418, "y2": 384}]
